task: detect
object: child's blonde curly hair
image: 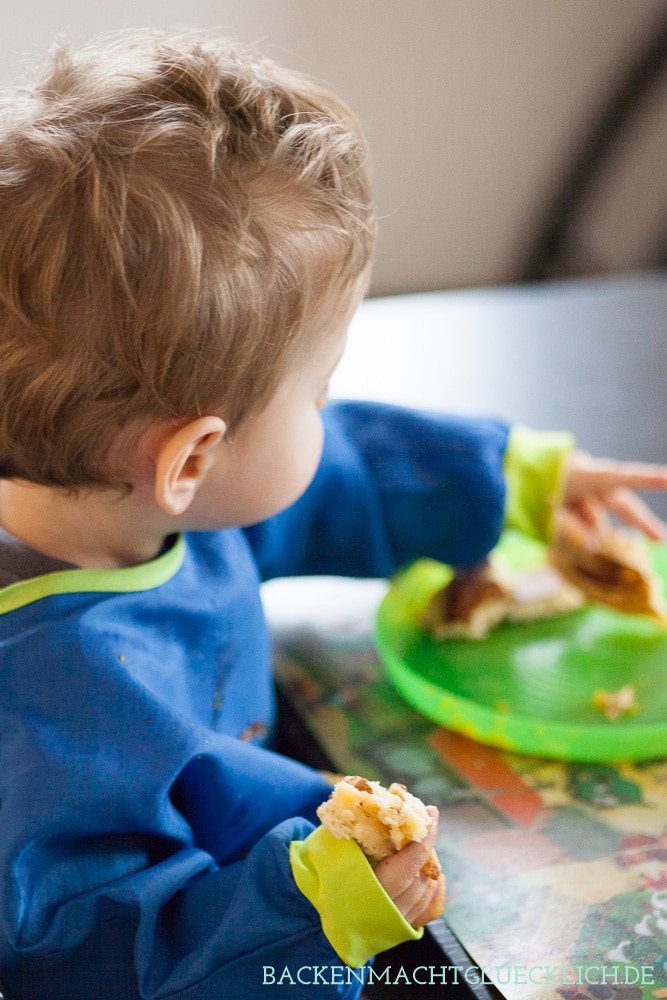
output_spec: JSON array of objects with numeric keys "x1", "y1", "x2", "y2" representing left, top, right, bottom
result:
[{"x1": 0, "y1": 31, "x2": 375, "y2": 489}]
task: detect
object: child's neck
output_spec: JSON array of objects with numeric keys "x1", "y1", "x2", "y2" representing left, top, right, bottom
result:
[{"x1": 0, "y1": 479, "x2": 169, "y2": 569}]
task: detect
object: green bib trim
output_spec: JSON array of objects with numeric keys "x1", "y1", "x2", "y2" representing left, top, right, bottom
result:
[{"x1": 0, "y1": 534, "x2": 185, "y2": 615}]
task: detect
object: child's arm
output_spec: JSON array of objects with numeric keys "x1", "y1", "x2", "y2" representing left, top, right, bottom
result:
[
  {"x1": 246, "y1": 399, "x2": 511, "y2": 577},
  {"x1": 246, "y1": 402, "x2": 667, "y2": 584},
  {"x1": 0, "y1": 741, "x2": 388, "y2": 999}
]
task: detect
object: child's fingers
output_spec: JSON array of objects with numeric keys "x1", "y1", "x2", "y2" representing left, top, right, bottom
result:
[
  {"x1": 562, "y1": 496, "x2": 607, "y2": 530},
  {"x1": 563, "y1": 488, "x2": 666, "y2": 541},
  {"x1": 405, "y1": 871, "x2": 447, "y2": 929},
  {"x1": 604, "y1": 487, "x2": 666, "y2": 540},
  {"x1": 566, "y1": 453, "x2": 667, "y2": 500},
  {"x1": 391, "y1": 870, "x2": 432, "y2": 917},
  {"x1": 391, "y1": 848, "x2": 444, "y2": 922},
  {"x1": 374, "y1": 808, "x2": 447, "y2": 929},
  {"x1": 373, "y1": 808, "x2": 439, "y2": 900},
  {"x1": 599, "y1": 463, "x2": 667, "y2": 492}
]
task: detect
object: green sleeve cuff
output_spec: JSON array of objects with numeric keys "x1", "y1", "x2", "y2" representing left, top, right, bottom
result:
[
  {"x1": 504, "y1": 424, "x2": 575, "y2": 542},
  {"x1": 290, "y1": 825, "x2": 422, "y2": 968}
]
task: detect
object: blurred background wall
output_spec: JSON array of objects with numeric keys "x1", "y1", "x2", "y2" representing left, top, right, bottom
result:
[{"x1": 2, "y1": 0, "x2": 667, "y2": 295}]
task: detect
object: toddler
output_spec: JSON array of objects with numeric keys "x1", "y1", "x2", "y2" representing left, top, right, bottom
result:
[{"x1": 0, "y1": 31, "x2": 665, "y2": 1000}]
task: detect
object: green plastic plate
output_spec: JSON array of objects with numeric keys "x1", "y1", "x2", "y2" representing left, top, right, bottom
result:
[{"x1": 375, "y1": 530, "x2": 667, "y2": 762}]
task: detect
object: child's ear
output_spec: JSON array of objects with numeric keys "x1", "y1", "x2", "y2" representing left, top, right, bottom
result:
[{"x1": 154, "y1": 416, "x2": 227, "y2": 516}]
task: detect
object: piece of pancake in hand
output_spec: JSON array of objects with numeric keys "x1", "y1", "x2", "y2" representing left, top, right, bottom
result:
[
  {"x1": 316, "y1": 776, "x2": 446, "y2": 917},
  {"x1": 548, "y1": 513, "x2": 667, "y2": 624}
]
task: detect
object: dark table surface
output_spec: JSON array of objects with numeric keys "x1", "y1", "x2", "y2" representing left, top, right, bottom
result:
[{"x1": 332, "y1": 269, "x2": 667, "y2": 517}]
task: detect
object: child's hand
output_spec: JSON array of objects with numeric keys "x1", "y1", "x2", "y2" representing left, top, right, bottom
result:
[
  {"x1": 373, "y1": 806, "x2": 446, "y2": 929},
  {"x1": 562, "y1": 450, "x2": 667, "y2": 541}
]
